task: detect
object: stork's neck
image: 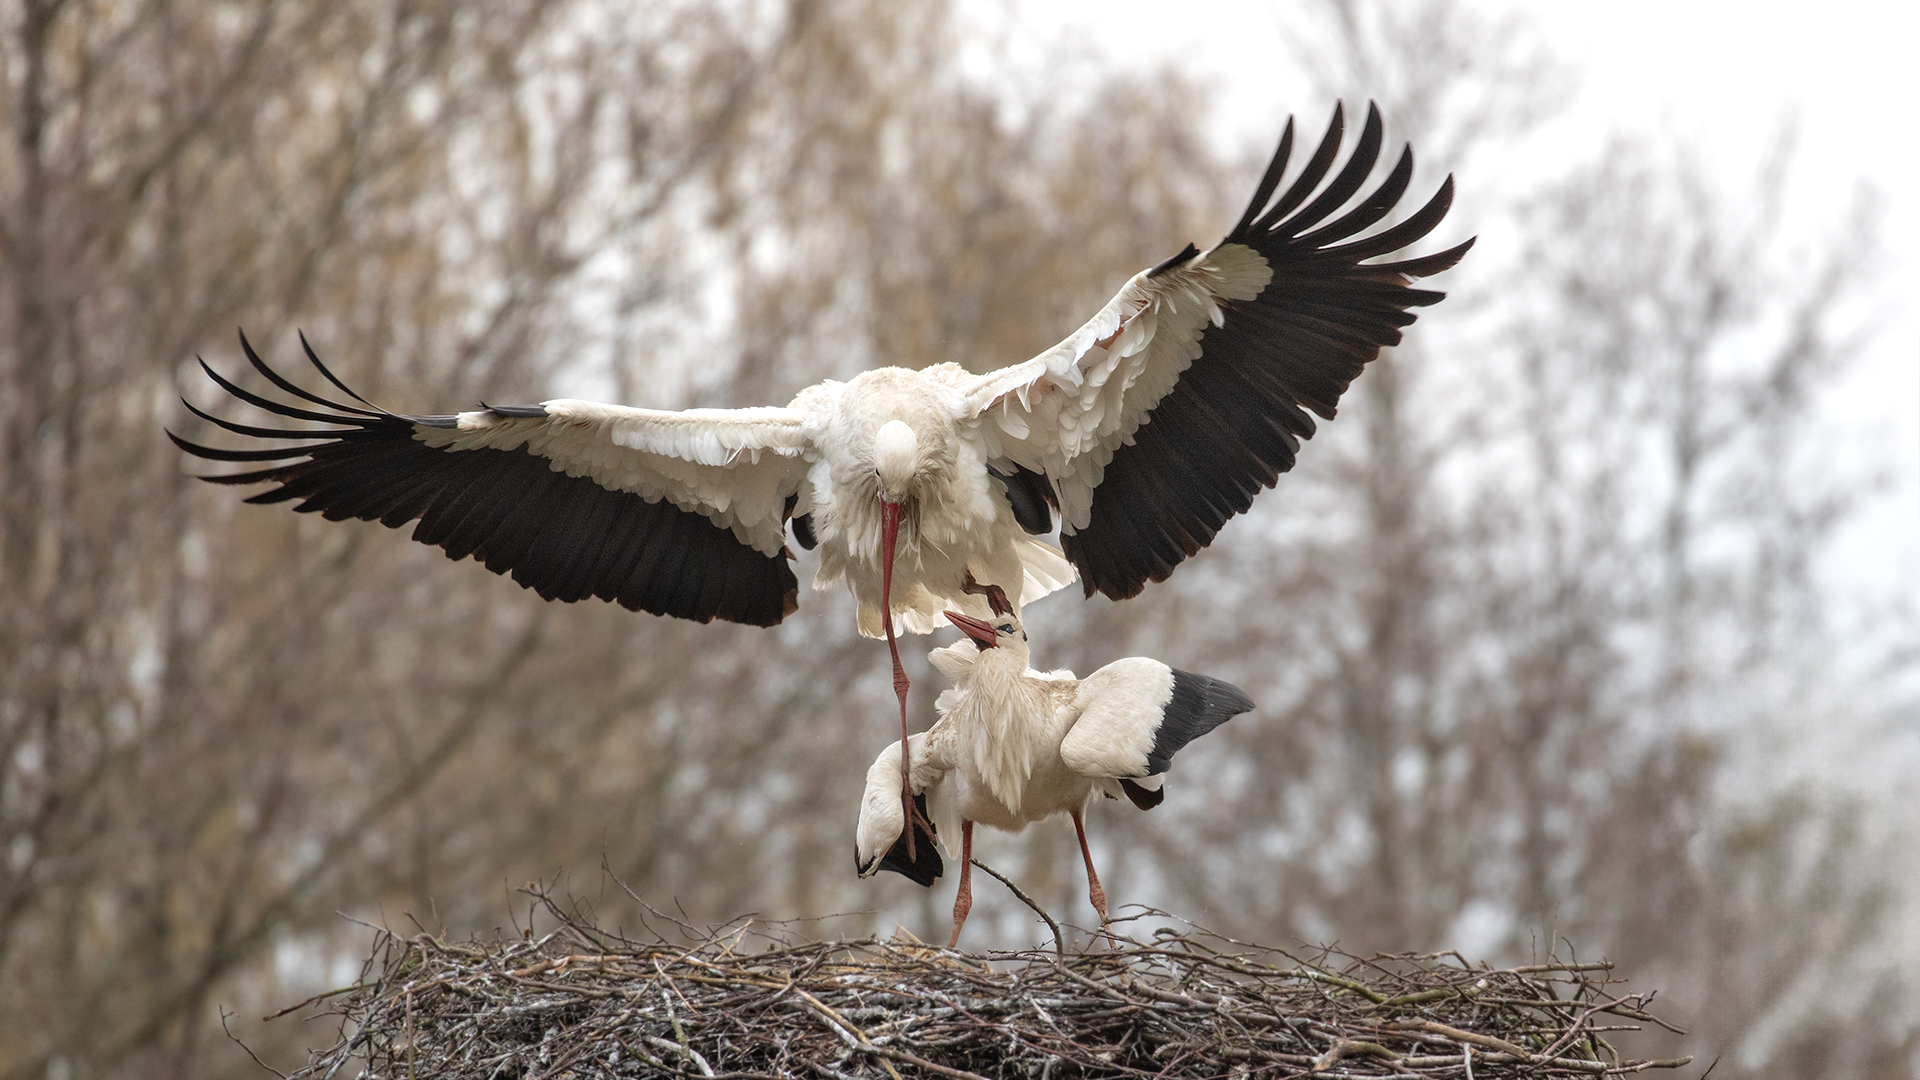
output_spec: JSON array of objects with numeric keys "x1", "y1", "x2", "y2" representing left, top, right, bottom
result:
[{"x1": 948, "y1": 646, "x2": 1049, "y2": 813}]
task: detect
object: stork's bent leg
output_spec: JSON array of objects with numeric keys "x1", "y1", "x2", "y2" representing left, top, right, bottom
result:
[
  {"x1": 947, "y1": 821, "x2": 975, "y2": 949},
  {"x1": 879, "y1": 497, "x2": 926, "y2": 856},
  {"x1": 890, "y1": 635, "x2": 934, "y2": 855},
  {"x1": 887, "y1": 627, "x2": 922, "y2": 852},
  {"x1": 1071, "y1": 810, "x2": 1109, "y2": 926},
  {"x1": 883, "y1": 591, "x2": 933, "y2": 858},
  {"x1": 961, "y1": 571, "x2": 1013, "y2": 617}
]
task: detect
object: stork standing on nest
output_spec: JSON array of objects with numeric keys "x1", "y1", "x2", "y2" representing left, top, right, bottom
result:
[
  {"x1": 173, "y1": 102, "x2": 1464, "y2": 845},
  {"x1": 856, "y1": 612, "x2": 1253, "y2": 947}
]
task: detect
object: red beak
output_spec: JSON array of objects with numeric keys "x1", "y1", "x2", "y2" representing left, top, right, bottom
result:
[
  {"x1": 944, "y1": 610, "x2": 998, "y2": 648},
  {"x1": 880, "y1": 499, "x2": 902, "y2": 635}
]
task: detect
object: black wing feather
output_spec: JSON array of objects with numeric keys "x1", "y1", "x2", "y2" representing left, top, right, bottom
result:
[
  {"x1": 174, "y1": 335, "x2": 799, "y2": 626},
  {"x1": 240, "y1": 330, "x2": 382, "y2": 418},
  {"x1": 1063, "y1": 102, "x2": 1471, "y2": 600},
  {"x1": 1226, "y1": 116, "x2": 1295, "y2": 239},
  {"x1": 871, "y1": 792, "x2": 943, "y2": 886},
  {"x1": 1145, "y1": 671, "x2": 1255, "y2": 775},
  {"x1": 989, "y1": 464, "x2": 1056, "y2": 535},
  {"x1": 299, "y1": 330, "x2": 382, "y2": 410},
  {"x1": 1119, "y1": 778, "x2": 1165, "y2": 811},
  {"x1": 1249, "y1": 101, "x2": 1345, "y2": 234},
  {"x1": 1278, "y1": 102, "x2": 1384, "y2": 241}
]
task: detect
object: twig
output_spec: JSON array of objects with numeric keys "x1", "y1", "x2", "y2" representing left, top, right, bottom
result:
[
  {"x1": 220, "y1": 1007, "x2": 289, "y2": 1080},
  {"x1": 969, "y1": 857, "x2": 1063, "y2": 963}
]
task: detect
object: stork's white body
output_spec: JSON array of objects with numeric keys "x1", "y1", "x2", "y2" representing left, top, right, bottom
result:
[
  {"x1": 858, "y1": 626, "x2": 1193, "y2": 859},
  {"x1": 855, "y1": 614, "x2": 1252, "y2": 944},
  {"x1": 922, "y1": 641, "x2": 1166, "y2": 833},
  {"x1": 794, "y1": 368, "x2": 1073, "y2": 635}
]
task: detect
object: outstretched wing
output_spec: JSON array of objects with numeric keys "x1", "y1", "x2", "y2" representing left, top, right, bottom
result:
[
  {"x1": 172, "y1": 333, "x2": 815, "y2": 626},
  {"x1": 958, "y1": 102, "x2": 1472, "y2": 599}
]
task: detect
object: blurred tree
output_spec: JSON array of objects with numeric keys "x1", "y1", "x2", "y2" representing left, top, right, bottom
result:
[
  {"x1": 1, "y1": 0, "x2": 1908, "y2": 1076},
  {"x1": 1061, "y1": 2, "x2": 1911, "y2": 1076},
  {"x1": 0, "y1": 0, "x2": 787, "y2": 1074},
  {"x1": 0, "y1": 0, "x2": 1233, "y2": 1075}
]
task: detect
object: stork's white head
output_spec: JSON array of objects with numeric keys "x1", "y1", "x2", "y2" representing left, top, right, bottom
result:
[
  {"x1": 943, "y1": 611, "x2": 1030, "y2": 667},
  {"x1": 873, "y1": 420, "x2": 919, "y2": 502}
]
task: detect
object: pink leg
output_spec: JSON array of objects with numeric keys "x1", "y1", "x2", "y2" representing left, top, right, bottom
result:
[
  {"x1": 1071, "y1": 810, "x2": 1109, "y2": 926},
  {"x1": 879, "y1": 502, "x2": 931, "y2": 856},
  {"x1": 884, "y1": 611, "x2": 922, "y2": 843},
  {"x1": 885, "y1": 626, "x2": 937, "y2": 856},
  {"x1": 947, "y1": 821, "x2": 975, "y2": 948}
]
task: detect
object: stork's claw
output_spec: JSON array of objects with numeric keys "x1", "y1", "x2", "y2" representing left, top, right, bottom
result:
[
  {"x1": 961, "y1": 572, "x2": 1014, "y2": 616},
  {"x1": 901, "y1": 783, "x2": 935, "y2": 846}
]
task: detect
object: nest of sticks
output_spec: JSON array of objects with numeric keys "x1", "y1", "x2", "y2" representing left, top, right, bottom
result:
[{"x1": 272, "y1": 874, "x2": 1693, "y2": 1079}]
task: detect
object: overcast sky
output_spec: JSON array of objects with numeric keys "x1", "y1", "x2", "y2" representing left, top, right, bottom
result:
[{"x1": 960, "y1": 0, "x2": 1918, "y2": 628}]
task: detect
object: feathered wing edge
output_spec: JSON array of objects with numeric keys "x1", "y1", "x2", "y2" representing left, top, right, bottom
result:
[
  {"x1": 856, "y1": 735, "x2": 949, "y2": 886},
  {"x1": 1060, "y1": 659, "x2": 1256, "y2": 812},
  {"x1": 1061, "y1": 101, "x2": 1473, "y2": 599},
  {"x1": 170, "y1": 332, "x2": 802, "y2": 626}
]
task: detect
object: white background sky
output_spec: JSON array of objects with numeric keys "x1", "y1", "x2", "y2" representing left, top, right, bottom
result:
[{"x1": 959, "y1": 0, "x2": 1918, "y2": 640}]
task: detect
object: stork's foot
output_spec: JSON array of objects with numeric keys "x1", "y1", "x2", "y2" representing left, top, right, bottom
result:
[
  {"x1": 947, "y1": 821, "x2": 975, "y2": 948},
  {"x1": 900, "y1": 782, "x2": 936, "y2": 849},
  {"x1": 1088, "y1": 872, "x2": 1120, "y2": 949},
  {"x1": 961, "y1": 572, "x2": 1014, "y2": 616},
  {"x1": 1071, "y1": 809, "x2": 1114, "y2": 943}
]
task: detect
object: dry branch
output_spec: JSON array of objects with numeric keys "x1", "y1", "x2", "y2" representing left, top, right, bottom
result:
[{"x1": 274, "y1": 887, "x2": 1691, "y2": 1079}]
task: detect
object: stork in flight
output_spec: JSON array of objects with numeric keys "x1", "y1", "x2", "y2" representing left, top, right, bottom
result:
[
  {"x1": 173, "y1": 101, "x2": 1466, "y2": 840},
  {"x1": 856, "y1": 612, "x2": 1253, "y2": 946}
]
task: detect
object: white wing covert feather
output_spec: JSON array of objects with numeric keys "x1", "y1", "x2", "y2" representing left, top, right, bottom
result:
[
  {"x1": 1058, "y1": 657, "x2": 1177, "y2": 780},
  {"x1": 954, "y1": 246, "x2": 1271, "y2": 534},
  {"x1": 417, "y1": 401, "x2": 814, "y2": 555}
]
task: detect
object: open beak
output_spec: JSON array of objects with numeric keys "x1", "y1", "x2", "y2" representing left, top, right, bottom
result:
[{"x1": 944, "y1": 610, "x2": 998, "y2": 649}]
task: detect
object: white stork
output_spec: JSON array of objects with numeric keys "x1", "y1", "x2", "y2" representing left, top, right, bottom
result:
[
  {"x1": 855, "y1": 612, "x2": 1254, "y2": 946},
  {"x1": 173, "y1": 101, "x2": 1464, "y2": 838}
]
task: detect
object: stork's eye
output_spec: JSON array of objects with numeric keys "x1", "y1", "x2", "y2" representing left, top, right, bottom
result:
[{"x1": 997, "y1": 623, "x2": 1014, "y2": 635}]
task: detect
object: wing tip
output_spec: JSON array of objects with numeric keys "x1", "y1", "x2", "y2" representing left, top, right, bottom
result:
[
  {"x1": 1400, "y1": 234, "x2": 1476, "y2": 279},
  {"x1": 1120, "y1": 777, "x2": 1166, "y2": 811}
]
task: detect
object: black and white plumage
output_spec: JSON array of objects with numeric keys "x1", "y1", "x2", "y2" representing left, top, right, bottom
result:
[
  {"x1": 174, "y1": 100, "x2": 1465, "y2": 632},
  {"x1": 855, "y1": 612, "x2": 1254, "y2": 945},
  {"x1": 174, "y1": 101, "x2": 1459, "y2": 831}
]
